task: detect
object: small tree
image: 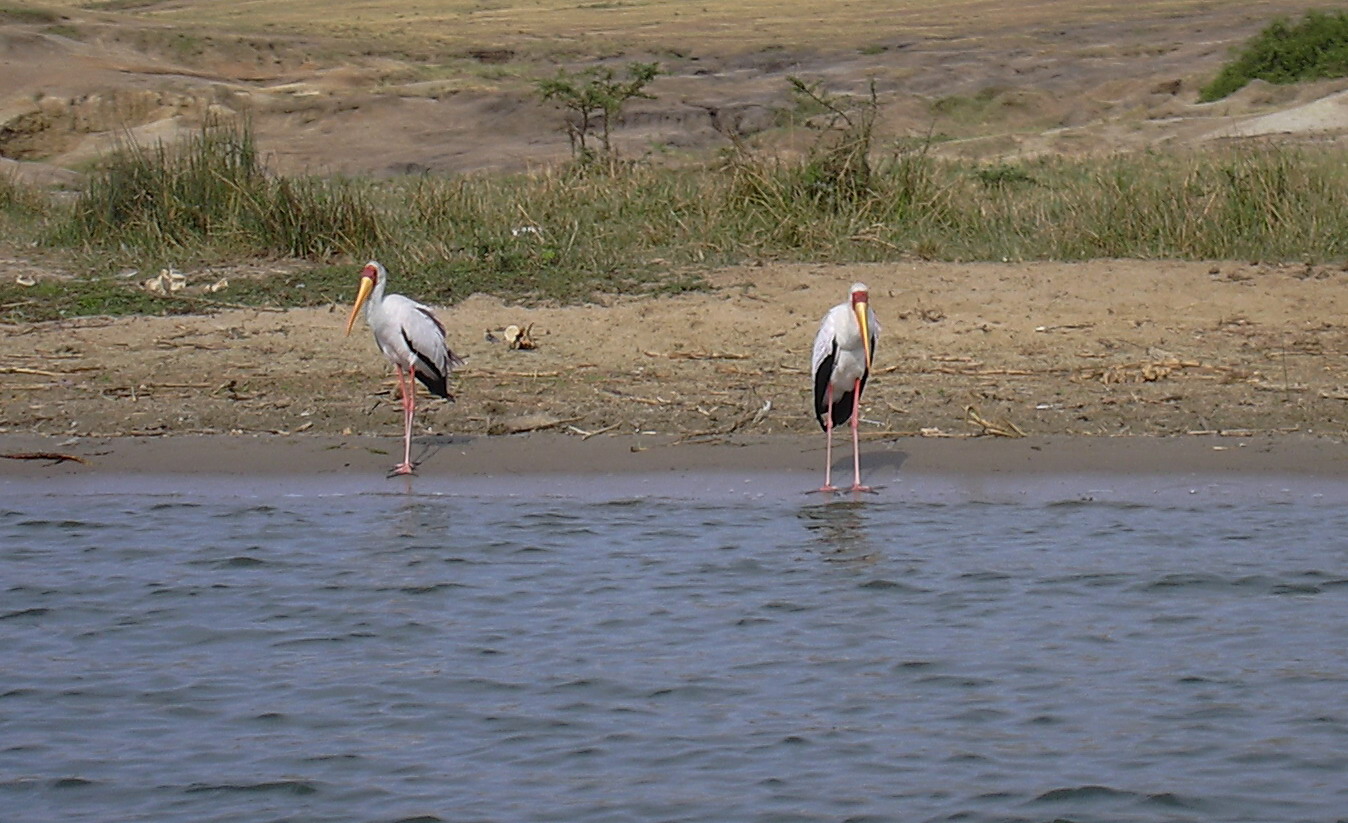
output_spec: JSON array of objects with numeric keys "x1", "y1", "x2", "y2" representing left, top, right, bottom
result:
[
  {"x1": 537, "y1": 62, "x2": 660, "y2": 162},
  {"x1": 787, "y1": 76, "x2": 880, "y2": 209}
]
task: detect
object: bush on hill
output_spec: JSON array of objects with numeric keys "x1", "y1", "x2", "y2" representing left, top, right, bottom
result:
[{"x1": 1201, "y1": 10, "x2": 1348, "y2": 101}]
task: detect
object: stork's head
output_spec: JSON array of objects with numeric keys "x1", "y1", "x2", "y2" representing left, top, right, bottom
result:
[
  {"x1": 344, "y1": 261, "x2": 382, "y2": 336},
  {"x1": 850, "y1": 282, "x2": 872, "y2": 369}
]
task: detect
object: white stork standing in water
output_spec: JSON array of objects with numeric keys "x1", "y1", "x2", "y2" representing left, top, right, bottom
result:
[
  {"x1": 811, "y1": 282, "x2": 879, "y2": 492},
  {"x1": 345, "y1": 261, "x2": 464, "y2": 476}
]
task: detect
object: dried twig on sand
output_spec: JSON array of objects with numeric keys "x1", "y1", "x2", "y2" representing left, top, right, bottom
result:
[
  {"x1": 874, "y1": 362, "x2": 1040, "y2": 377},
  {"x1": 599, "y1": 388, "x2": 670, "y2": 406},
  {"x1": 1186, "y1": 428, "x2": 1259, "y2": 437},
  {"x1": 567, "y1": 422, "x2": 621, "y2": 439},
  {"x1": 643, "y1": 350, "x2": 750, "y2": 361},
  {"x1": 965, "y1": 405, "x2": 1026, "y2": 438},
  {"x1": 1077, "y1": 358, "x2": 1247, "y2": 385},
  {"x1": 464, "y1": 368, "x2": 565, "y2": 378},
  {"x1": 673, "y1": 400, "x2": 771, "y2": 444}
]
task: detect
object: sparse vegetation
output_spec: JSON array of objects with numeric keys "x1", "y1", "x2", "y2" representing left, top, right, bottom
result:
[
  {"x1": 5, "y1": 114, "x2": 1348, "y2": 323},
  {"x1": 785, "y1": 77, "x2": 881, "y2": 210},
  {"x1": 0, "y1": 171, "x2": 46, "y2": 218},
  {"x1": 536, "y1": 62, "x2": 661, "y2": 163},
  {"x1": 1201, "y1": 10, "x2": 1348, "y2": 101},
  {"x1": 0, "y1": 3, "x2": 63, "y2": 24}
]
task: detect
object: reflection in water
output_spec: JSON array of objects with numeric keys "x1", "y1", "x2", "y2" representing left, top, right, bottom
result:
[{"x1": 798, "y1": 499, "x2": 876, "y2": 562}]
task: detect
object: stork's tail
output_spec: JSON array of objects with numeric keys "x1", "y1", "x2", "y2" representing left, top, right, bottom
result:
[
  {"x1": 413, "y1": 348, "x2": 464, "y2": 401},
  {"x1": 415, "y1": 368, "x2": 453, "y2": 401}
]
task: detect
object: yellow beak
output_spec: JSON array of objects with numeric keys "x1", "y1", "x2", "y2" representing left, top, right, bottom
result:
[
  {"x1": 344, "y1": 275, "x2": 375, "y2": 336},
  {"x1": 854, "y1": 300, "x2": 872, "y2": 369}
]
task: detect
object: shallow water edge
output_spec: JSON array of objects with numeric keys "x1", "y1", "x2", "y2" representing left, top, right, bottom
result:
[{"x1": 3, "y1": 432, "x2": 1347, "y2": 506}]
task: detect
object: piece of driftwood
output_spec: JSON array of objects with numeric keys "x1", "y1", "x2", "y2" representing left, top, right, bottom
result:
[
  {"x1": 487, "y1": 413, "x2": 583, "y2": 435},
  {"x1": 1, "y1": 452, "x2": 86, "y2": 464}
]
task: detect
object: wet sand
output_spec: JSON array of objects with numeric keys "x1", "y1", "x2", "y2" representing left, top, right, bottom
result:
[
  {"x1": 5, "y1": 431, "x2": 1348, "y2": 476},
  {"x1": 3, "y1": 433, "x2": 1347, "y2": 504}
]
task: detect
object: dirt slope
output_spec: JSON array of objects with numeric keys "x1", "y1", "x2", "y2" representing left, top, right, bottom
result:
[{"x1": 2, "y1": 0, "x2": 1343, "y2": 180}]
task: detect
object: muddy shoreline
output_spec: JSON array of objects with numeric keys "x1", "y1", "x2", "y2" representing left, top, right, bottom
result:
[{"x1": 4, "y1": 431, "x2": 1345, "y2": 478}]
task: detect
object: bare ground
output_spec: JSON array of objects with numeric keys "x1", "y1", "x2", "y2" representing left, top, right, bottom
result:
[
  {"x1": 4, "y1": 260, "x2": 1347, "y2": 443},
  {"x1": 3, "y1": 1, "x2": 1346, "y2": 178},
  {"x1": 4, "y1": 2, "x2": 1348, "y2": 445}
]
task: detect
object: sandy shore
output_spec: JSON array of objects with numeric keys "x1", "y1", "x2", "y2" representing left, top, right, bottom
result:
[
  {"x1": 4, "y1": 432, "x2": 1347, "y2": 504},
  {"x1": 6, "y1": 6, "x2": 1348, "y2": 500},
  {"x1": 6, "y1": 260, "x2": 1348, "y2": 444}
]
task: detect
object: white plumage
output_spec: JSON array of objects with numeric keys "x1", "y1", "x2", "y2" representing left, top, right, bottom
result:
[
  {"x1": 810, "y1": 282, "x2": 879, "y2": 492},
  {"x1": 345, "y1": 260, "x2": 463, "y2": 475}
]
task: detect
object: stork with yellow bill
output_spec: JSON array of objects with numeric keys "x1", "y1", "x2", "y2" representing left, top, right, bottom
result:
[
  {"x1": 345, "y1": 261, "x2": 464, "y2": 476},
  {"x1": 811, "y1": 282, "x2": 879, "y2": 492}
]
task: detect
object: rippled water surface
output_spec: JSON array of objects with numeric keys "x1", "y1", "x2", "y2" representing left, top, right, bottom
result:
[{"x1": 3, "y1": 475, "x2": 1347, "y2": 823}]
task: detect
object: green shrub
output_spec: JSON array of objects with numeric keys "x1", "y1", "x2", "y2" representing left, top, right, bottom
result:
[
  {"x1": 1201, "y1": 10, "x2": 1348, "y2": 101},
  {"x1": 974, "y1": 163, "x2": 1036, "y2": 189}
]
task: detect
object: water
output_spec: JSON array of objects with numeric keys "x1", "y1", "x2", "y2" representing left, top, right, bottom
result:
[{"x1": 2, "y1": 472, "x2": 1347, "y2": 823}]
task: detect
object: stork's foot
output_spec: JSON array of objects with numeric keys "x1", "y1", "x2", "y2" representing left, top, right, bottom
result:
[
  {"x1": 818, "y1": 484, "x2": 840, "y2": 494},
  {"x1": 390, "y1": 462, "x2": 416, "y2": 476},
  {"x1": 849, "y1": 483, "x2": 876, "y2": 494}
]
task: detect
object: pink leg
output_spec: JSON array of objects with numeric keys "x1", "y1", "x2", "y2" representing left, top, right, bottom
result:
[
  {"x1": 393, "y1": 366, "x2": 415, "y2": 475},
  {"x1": 820, "y1": 384, "x2": 837, "y2": 492},
  {"x1": 849, "y1": 378, "x2": 870, "y2": 492}
]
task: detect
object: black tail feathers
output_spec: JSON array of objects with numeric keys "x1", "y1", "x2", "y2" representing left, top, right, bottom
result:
[{"x1": 414, "y1": 367, "x2": 454, "y2": 401}]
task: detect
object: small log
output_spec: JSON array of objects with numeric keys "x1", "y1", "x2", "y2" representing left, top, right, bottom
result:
[{"x1": 1, "y1": 452, "x2": 86, "y2": 464}]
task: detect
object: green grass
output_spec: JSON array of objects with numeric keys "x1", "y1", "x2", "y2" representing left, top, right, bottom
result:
[
  {"x1": 0, "y1": 276, "x2": 197, "y2": 323},
  {"x1": 8, "y1": 120, "x2": 1348, "y2": 323},
  {"x1": 1201, "y1": 10, "x2": 1348, "y2": 101},
  {"x1": 0, "y1": 3, "x2": 63, "y2": 24}
]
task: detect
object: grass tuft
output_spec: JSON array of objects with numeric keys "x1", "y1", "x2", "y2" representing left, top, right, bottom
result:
[
  {"x1": 53, "y1": 121, "x2": 387, "y2": 260},
  {"x1": 0, "y1": 171, "x2": 47, "y2": 218}
]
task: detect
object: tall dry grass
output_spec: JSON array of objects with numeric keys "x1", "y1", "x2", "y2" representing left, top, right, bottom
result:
[{"x1": 53, "y1": 122, "x2": 387, "y2": 259}]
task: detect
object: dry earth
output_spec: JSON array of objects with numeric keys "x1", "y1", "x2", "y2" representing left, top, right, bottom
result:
[
  {"x1": 4, "y1": 1, "x2": 1347, "y2": 178},
  {"x1": 4, "y1": 2, "x2": 1348, "y2": 444},
  {"x1": 4, "y1": 260, "x2": 1348, "y2": 443}
]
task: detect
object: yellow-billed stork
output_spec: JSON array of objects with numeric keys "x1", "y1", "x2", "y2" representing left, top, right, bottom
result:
[
  {"x1": 345, "y1": 261, "x2": 464, "y2": 475},
  {"x1": 811, "y1": 282, "x2": 879, "y2": 492}
]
